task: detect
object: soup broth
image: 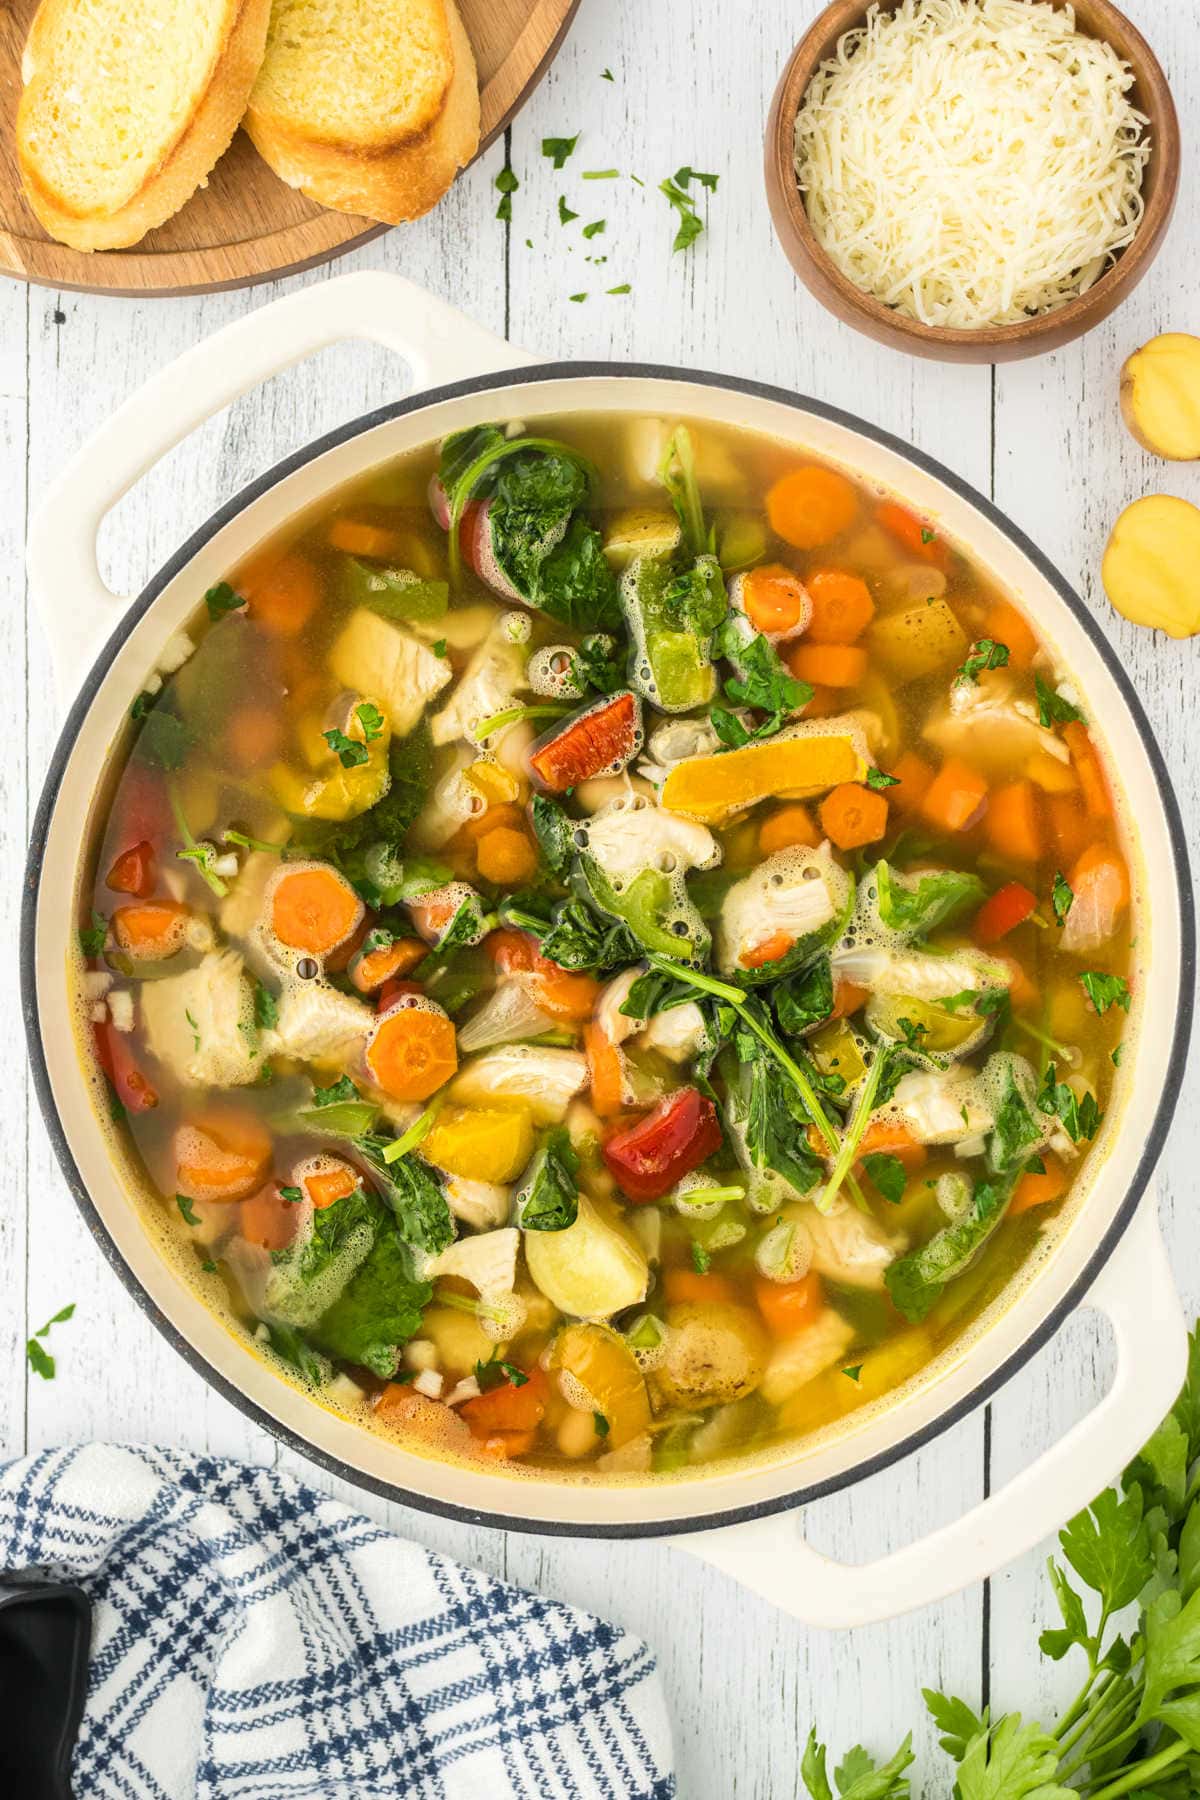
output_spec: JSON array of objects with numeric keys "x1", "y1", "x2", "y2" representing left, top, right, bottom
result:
[{"x1": 76, "y1": 413, "x2": 1133, "y2": 1479}]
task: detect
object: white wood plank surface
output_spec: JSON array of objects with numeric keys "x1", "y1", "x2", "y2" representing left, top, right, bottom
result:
[{"x1": 2, "y1": 1, "x2": 1195, "y2": 1793}]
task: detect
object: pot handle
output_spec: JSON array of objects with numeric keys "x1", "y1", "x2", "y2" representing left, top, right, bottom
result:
[
  {"x1": 26, "y1": 271, "x2": 531, "y2": 705},
  {"x1": 673, "y1": 1194, "x2": 1185, "y2": 1629}
]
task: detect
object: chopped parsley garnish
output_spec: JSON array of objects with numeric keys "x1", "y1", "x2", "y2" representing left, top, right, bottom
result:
[
  {"x1": 866, "y1": 767, "x2": 900, "y2": 790},
  {"x1": 660, "y1": 173, "x2": 707, "y2": 251},
  {"x1": 920, "y1": 527, "x2": 935, "y2": 545},
  {"x1": 254, "y1": 981, "x2": 278, "y2": 1030},
  {"x1": 130, "y1": 690, "x2": 155, "y2": 720},
  {"x1": 582, "y1": 169, "x2": 618, "y2": 180},
  {"x1": 607, "y1": 284, "x2": 631, "y2": 295},
  {"x1": 1079, "y1": 971, "x2": 1131, "y2": 1015},
  {"x1": 1112, "y1": 1042, "x2": 1125, "y2": 1067},
  {"x1": 593, "y1": 1412, "x2": 611, "y2": 1438},
  {"x1": 955, "y1": 638, "x2": 1010, "y2": 685},
  {"x1": 558, "y1": 195, "x2": 579, "y2": 224},
  {"x1": 204, "y1": 581, "x2": 245, "y2": 621},
  {"x1": 569, "y1": 292, "x2": 588, "y2": 303},
  {"x1": 279, "y1": 1186, "x2": 303, "y2": 1205},
  {"x1": 355, "y1": 701, "x2": 385, "y2": 743},
  {"x1": 691, "y1": 1241, "x2": 711, "y2": 1274},
  {"x1": 601, "y1": 66, "x2": 614, "y2": 80},
  {"x1": 582, "y1": 219, "x2": 606, "y2": 239},
  {"x1": 431, "y1": 638, "x2": 448, "y2": 658},
  {"x1": 474, "y1": 1356, "x2": 529, "y2": 1392},
  {"x1": 323, "y1": 726, "x2": 369, "y2": 768},
  {"x1": 1037, "y1": 1062, "x2": 1101, "y2": 1143},
  {"x1": 201, "y1": 1259, "x2": 217, "y2": 1273},
  {"x1": 494, "y1": 166, "x2": 518, "y2": 222},
  {"x1": 862, "y1": 1152, "x2": 907, "y2": 1206},
  {"x1": 79, "y1": 911, "x2": 107, "y2": 957},
  {"x1": 1051, "y1": 870, "x2": 1074, "y2": 925},
  {"x1": 542, "y1": 135, "x2": 579, "y2": 169},
  {"x1": 674, "y1": 165, "x2": 719, "y2": 192},
  {"x1": 185, "y1": 1007, "x2": 200, "y2": 1052},
  {"x1": 176, "y1": 1193, "x2": 200, "y2": 1226},
  {"x1": 1035, "y1": 673, "x2": 1085, "y2": 728},
  {"x1": 842, "y1": 1365, "x2": 863, "y2": 1382},
  {"x1": 313, "y1": 1075, "x2": 359, "y2": 1107}
]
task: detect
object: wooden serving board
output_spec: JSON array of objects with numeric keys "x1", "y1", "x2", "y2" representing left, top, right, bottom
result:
[{"x1": 0, "y1": 0, "x2": 581, "y2": 296}]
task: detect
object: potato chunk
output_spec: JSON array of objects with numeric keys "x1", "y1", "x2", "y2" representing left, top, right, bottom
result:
[
  {"x1": 1102, "y1": 495, "x2": 1200, "y2": 638},
  {"x1": 656, "y1": 1303, "x2": 768, "y2": 1409},
  {"x1": 1120, "y1": 333, "x2": 1200, "y2": 461}
]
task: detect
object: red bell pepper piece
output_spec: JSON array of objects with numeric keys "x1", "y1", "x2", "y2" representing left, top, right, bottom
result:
[
  {"x1": 105, "y1": 839, "x2": 156, "y2": 899},
  {"x1": 529, "y1": 692, "x2": 640, "y2": 794},
  {"x1": 602, "y1": 1087, "x2": 723, "y2": 1202},
  {"x1": 92, "y1": 1022, "x2": 158, "y2": 1113},
  {"x1": 974, "y1": 880, "x2": 1038, "y2": 944}
]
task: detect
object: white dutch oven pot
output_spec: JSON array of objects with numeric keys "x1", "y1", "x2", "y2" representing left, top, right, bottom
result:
[{"x1": 23, "y1": 273, "x2": 1195, "y2": 1629}]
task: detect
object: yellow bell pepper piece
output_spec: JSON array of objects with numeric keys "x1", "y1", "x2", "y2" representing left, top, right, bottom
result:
[
  {"x1": 549, "y1": 1322, "x2": 652, "y2": 1449},
  {"x1": 268, "y1": 703, "x2": 392, "y2": 822},
  {"x1": 423, "y1": 1104, "x2": 535, "y2": 1183},
  {"x1": 661, "y1": 731, "x2": 865, "y2": 824},
  {"x1": 809, "y1": 1018, "x2": 867, "y2": 1090}
]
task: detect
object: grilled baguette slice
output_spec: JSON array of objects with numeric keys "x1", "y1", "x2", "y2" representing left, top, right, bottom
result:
[
  {"x1": 244, "y1": 0, "x2": 480, "y2": 225},
  {"x1": 17, "y1": 0, "x2": 271, "y2": 253}
]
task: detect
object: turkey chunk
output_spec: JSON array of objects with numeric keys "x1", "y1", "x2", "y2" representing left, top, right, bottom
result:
[
  {"x1": 888, "y1": 1070, "x2": 994, "y2": 1145},
  {"x1": 431, "y1": 1227, "x2": 519, "y2": 1296},
  {"x1": 805, "y1": 1199, "x2": 904, "y2": 1290},
  {"x1": 760, "y1": 1308, "x2": 856, "y2": 1405},
  {"x1": 262, "y1": 982, "x2": 373, "y2": 1068},
  {"x1": 444, "y1": 1178, "x2": 512, "y2": 1232},
  {"x1": 717, "y1": 844, "x2": 850, "y2": 975},
  {"x1": 431, "y1": 618, "x2": 528, "y2": 748},
  {"x1": 581, "y1": 795, "x2": 719, "y2": 886},
  {"x1": 140, "y1": 951, "x2": 259, "y2": 1088},
  {"x1": 329, "y1": 609, "x2": 451, "y2": 737},
  {"x1": 636, "y1": 1002, "x2": 708, "y2": 1063},
  {"x1": 449, "y1": 1046, "x2": 587, "y2": 1124}
]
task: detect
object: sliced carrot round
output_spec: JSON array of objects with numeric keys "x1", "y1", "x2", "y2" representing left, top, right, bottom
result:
[
  {"x1": 665, "y1": 1267, "x2": 737, "y2": 1306},
  {"x1": 787, "y1": 642, "x2": 867, "y2": 688},
  {"x1": 740, "y1": 563, "x2": 810, "y2": 635},
  {"x1": 175, "y1": 1108, "x2": 273, "y2": 1204},
  {"x1": 475, "y1": 825, "x2": 539, "y2": 886},
  {"x1": 805, "y1": 568, "x2": 875, "y2": 644},
  {"x1": 240, "y1": 551, "x2": 322, "y2": 638},
  {"x1": 758, "y1": 803, "x2": 819, "y2": 856},
  {"x1": 366, "y1": 1001, "x2": 458, "y2": 1102},
  {"x1": 819, "y1": 782, "x2": 889, "y2": 850},
  {"x1": 767, "y1": 466, "x2": 859, "y2": 549},
  {"x1": 268, "y1": 863, "x2": 363, "y2": 957},
  {"x1": 755, "y1": 1271, "x2": 823, "y2": 1338},
  {"x1": 350, "y1": 936, "x2": 427, "y2": 994}
]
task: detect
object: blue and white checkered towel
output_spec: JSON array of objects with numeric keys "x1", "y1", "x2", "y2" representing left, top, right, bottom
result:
[{"x1": 0, "y1": 1445, "x2": 674, "y2": 1800}]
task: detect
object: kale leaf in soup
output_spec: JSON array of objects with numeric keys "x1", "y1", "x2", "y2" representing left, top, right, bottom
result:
[{"x1": 77, "y1": 414, "x2": 1134, "y2": 1479}]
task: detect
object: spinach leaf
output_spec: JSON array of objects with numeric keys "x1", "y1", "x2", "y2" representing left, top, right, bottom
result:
[
  {"x1": 863, "y1": 1152, "x2": 907, "y2": 1206},
  {"x1": 657, "y1": 425, "x2": 709, "y2": 555},
  {"x1": 264, "y1": 1187, "x2": 379, "y2": 1327},
  {"x1": 571, "y1": 632, "x2": 626, "y2": 696},
  {"x1": 987, "y1": 1057, "x2": 1043, "y2": 1176},
  {"x1": 954, "y1": 638, "x2": 1010, "y2": 685},
  {"x1": 515, "y1": 1128, "x2": 580, "y2": 1231},
  {"x1": 873, "y1": 860, "x2": 985, "y2": 938},
  {"x1": 1079, "y1": 971, "x2": 1131, "y2": 1015},
  {"x1": 734, "y1": 1052, "x2": 824, "y2": 1197},
  {"x1": 260, "y1": 1320, "x2": 331, "y2": 1386},
  {"x1": 774, "y1": 958, "x2": 835, "y2": 1037},
  {"x1": 711, "y1": 617, "x2": 812, "y2": 747},
  {"x1": 1035, "y1": 674, "x2": 1085, "y2": 728},
  {"x1": 312, "y1": 1224, "x2": 432, "y2": 1378},
  {"x1": 132, "y1": 703, "x2": 191, "y2": 772},
  {"x1": 886, "y1": 1176, "x2": 1014, "y2": 1322},
  {"x1": 354, "y1": 1137, "x2": 454, "y2": 1255},
  {"x1": 531, "y1": 794, "x2": 575, "y2": 878},
  {"x1": 576, "y1": 857, "x2": 710, "y2": 966},
  {"x1": 292, "y1": 723, "x2": 433, "y2": 898},
  {"x1": 1037, "y1": 1062, "x2": 1102, "y2": 1144},
  {"x1": 622, "y1": 969, "x2": 696, "y2": 1019}
]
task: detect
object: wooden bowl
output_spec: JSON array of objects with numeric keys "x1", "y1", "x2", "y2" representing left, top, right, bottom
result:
[{"x1": 765, "y1": 0, "x2": 1181, "y2": 363}]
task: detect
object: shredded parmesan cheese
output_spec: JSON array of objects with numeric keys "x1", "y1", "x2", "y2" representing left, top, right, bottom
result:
[{"x1": 794, "y1": 0, "x2": 1151, "y2": 329}]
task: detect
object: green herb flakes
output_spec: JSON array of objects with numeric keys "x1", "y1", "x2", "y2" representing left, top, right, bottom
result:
[{"x1": 542, "y1": 135, "x2": 579, "y2": 169}]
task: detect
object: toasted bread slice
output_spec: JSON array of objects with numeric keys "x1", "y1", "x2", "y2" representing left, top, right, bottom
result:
[
  {"x1": 18, "y1": 0, "x2": 271, "y2": 253},
  {"x1": 244, "y1": 0, "x2": 480, "y2": 225}
]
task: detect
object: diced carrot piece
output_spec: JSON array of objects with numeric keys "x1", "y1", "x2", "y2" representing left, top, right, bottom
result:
[
  {"x1": 175, "y1": 1108, "x2": 273, "y2": 1203},
  {"x1": 460, "y1": 1366, "x2": 548, "y2": 1439},
  {"x1": 327, "y1": 517, "x2": 407, "y2": 560},
  {"x1": 324, "y1": 912, "x2": 372, "y2": 975},
  {"x1": 857, "y1": 1119, "x2": 926, "y2": 1170},
  {"x1": 350, "y1": 936, "x2": 427, "y2": 994},
  {"x1": 983, "y1": 599, "x2": 1039, "y2": 671},
  {"x1": 475, "y1": 825, "x2": 539, "y2": 886},
  {"x1": 529, "y1": 692, "x2": 639, "y2": 794},
  {"x1": 819, "y1": 782, "x2": 889, "y2": 849},
  {"x1": 787, "y1": 642, "x2": 867, "y2": 688},
  {"x1": 92, "y1": 1021, "x2": 158, "y2": 1113},
  {"x1": 475, "y1": 1429, "x2": 539, "y2": 1461},
  {"x1": 106, "y1": 839, "x2": 156, "y2": 898},
  {"x1": 920, "y1": 758, "x2": 989, "y2": 834},
  {"x1": 665, "y1": 1268, "x2": 737, "y2": 1306},
  {"x1": 799, "y1": 685, "x2": 842, "y2": 718},
  {"x1": 741, "y1": 928, "x2": 796, "y2": 970},
  {"x1": 876, "y1": 500, "x2": 949, "y2": 569},
  {"x1": 377, "y1": 977, "x2": 424, "y2": 1012},
  {"x1": 270, "y1": 865, "x2": 363, "y2": 957},
  {"x1": 1068, "y1": 843, "x2": 1130, "y2": 940},
  {"x1": 741, "y1": 563, "x2": 810, "y2": 635},
  {"x1": 304, "y1": 1164, "x2": 359, "y2": 1209},
  {"x1": 241, "y1": 1183, "x2": 300, "y2": 1252},
  {"x1": 484, "y1": 928, "x2": 539, "y2": 974},
  {"x1": 240, "y1": 551, "x2": 322, "y2": 638},
  {"x1": 1027, "y1": 750, "x2": 1078, "y2": 795},
  {"x1": 754, "y1": 1271, "x2": 824, "y2": 1338},
  {"x1": 227, "y1": 705, "x2": 284, "y2": 771},
  {"x1": 485, "y1": 929, "x2": 599, "y2": 1021},
  {"x1": 1048, "y1": 796, "x2": 1090, "y2": 864},
  {"x1": 661, "y1": 731, "x2": 864, "y2": 825},
  {"x1": 985, "y1": 780, "x2": 1042, "y2": 865},
  {"x1": 975, "y1": 881, "x2": 1038, "y2": 944},
  {"x1": 111, "y1": 900, "x2": 191, "y2": 959},
  {"x1": 584, "y1": 1021, "x2": 625, "y2": 1118},
  {"x1": 890, "y1": 750, "x2": 935, "y2": 814},
  {"x1": 831, "y1": 979, "x2": 869, "y2": 1019},
  {"x1": 805, "y1": 569, "x2": 875, "y2": 644},
  {"x1": 366, "y1": 1002, "x2": 458, "y2": 1103},
  {"x1": 759, "y1": 803, "x2": 820, "y2": 856},
  {"x1": 461, "y1": 801, "x2": 524, "y2": 844},
  {"x1": 1064, "y1": 722, "x2": 1112, "y2": 820},
  {"x1": 992, "y1": 950, "x2": 1038, "y2": 1011},
  {"x1": 1010, "y1": 1153, "x2": 1069, "y2": 1217}
]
